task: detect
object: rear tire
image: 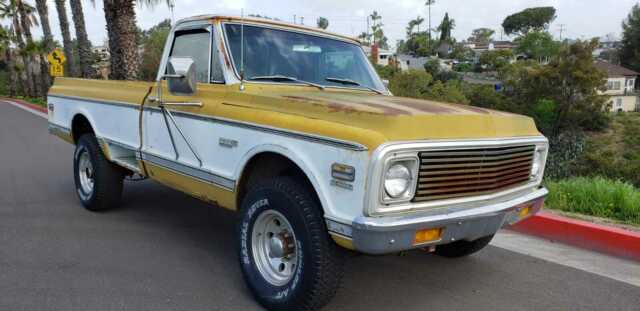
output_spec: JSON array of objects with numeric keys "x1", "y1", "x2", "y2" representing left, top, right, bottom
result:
[
  {"x1": 434, "y1": 235, "x2": 494, "y2": 258},
  {"x1": 237, "y1": 177, "x2": 344, "y2": 311},
  {"x1": 73, "y1": 134, "x2": 124, "y2": 211}
]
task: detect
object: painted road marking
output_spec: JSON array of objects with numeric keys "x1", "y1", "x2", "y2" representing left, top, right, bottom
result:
[
  {"x1": 493, "y1": 231, "x2": 640, "y2": 287},
  {"x1": 2, "y1": 100, "x2": 48, "y2": 119}
]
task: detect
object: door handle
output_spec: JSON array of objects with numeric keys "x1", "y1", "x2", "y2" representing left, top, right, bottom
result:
[
  {"x1": 148, "y1": 96, "x2": 203, "y2": 108},
  {"x1": 160, "y1": 102, "x2": 203, "y2": 108}
]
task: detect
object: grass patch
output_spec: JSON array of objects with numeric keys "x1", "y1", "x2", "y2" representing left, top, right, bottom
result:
[
  {"x1": 546, "y1": 177, "x2": 640, "y2": 225},
  {"x1": 11, "y1": 96, "x2": 47, "y2": 108}
]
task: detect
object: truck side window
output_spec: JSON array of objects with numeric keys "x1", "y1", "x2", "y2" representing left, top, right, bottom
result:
[{"x1": 170, "y1": 30, "x2": 210, "y2": 83}]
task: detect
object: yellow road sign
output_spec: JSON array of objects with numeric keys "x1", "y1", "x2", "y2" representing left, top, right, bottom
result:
[
  {"x1": 50, "y1": 63, "x2": 64, "y2": 77},
  {"x1": 47, "y1": 48, "x2": 66, "y2": 65}
]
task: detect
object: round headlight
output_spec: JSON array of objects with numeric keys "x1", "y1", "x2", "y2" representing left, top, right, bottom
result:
[{"x1": 384, "y1": 163, "x2": 412, "y2": 198}]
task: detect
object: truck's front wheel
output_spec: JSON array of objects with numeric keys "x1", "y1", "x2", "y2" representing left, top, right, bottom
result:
[
  {"x1": 237, "y1": 177, "x2": 344, "y2": 311},
  {"x1": 73, "y1": 134, "x2": 124, "y2": 211}
]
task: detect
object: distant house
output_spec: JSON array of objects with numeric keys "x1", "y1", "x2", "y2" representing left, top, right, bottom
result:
[
  {"x1": 362, "y1": 46, "x2": 394, "y2": 66},
  {"x1": 463, "y1": 41, "x2": 517, "y2": 64},
  {"x1": 594, "y1": 61, "x2": 639, "y2": 112},
  {"x1": 396, "y1": 54, "x2": 429, "y2": 71}
]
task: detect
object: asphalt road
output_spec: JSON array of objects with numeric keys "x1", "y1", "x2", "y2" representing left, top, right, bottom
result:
[{"x1": 1, "y1": 101, "x2": 640, "y2": 311}]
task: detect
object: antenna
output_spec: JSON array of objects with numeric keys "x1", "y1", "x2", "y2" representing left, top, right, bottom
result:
[{"x1": 240, "y1": 8, "x2": 245, "y2": 90}]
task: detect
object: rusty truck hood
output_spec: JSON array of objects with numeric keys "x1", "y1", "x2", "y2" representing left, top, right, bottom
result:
[{"x1": 218, "y1": 85, "x2": 541, "y2": 151}]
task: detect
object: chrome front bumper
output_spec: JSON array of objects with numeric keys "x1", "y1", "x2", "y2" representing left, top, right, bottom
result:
[{"x1": 349, "y1": 187, "x2": 548, "y2": 254}]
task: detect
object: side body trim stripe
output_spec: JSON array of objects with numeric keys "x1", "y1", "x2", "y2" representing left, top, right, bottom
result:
[
  {"x1": 47, "y1": 94, "x2": 368, "y2": 151},
  {"x1": 140, "y1": 152, "x2": 236, "y2": 191},
  {"x1": 48, "y1": 94, "x2": 140, "y2": 110},
  {"x1": 143, "y1": 106, "x2": 368, "y2": 151}
]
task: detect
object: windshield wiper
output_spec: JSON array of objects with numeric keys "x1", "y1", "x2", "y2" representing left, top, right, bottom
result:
[
  {"x1": 325, "y1": 77, "x2": 384, "y2": 95},
  {"x1": 248, "y1": 75, "x2": 325, "y2": 90}
]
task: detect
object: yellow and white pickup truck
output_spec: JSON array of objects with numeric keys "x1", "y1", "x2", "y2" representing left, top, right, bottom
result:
[{"x1": 48, "y1": 15, "x2": 548, "y2": 310}]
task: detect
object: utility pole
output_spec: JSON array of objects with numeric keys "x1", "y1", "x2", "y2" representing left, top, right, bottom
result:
[
  {"x1": 169, "y1": 2, "x2": 175, "y2": 24},
  {"x1": 558, "y1": 24, "x2": 565, "y2": 40},
  {"x1": 293, "y1": 14, "x2": 297, "y2": 24},
  {"x1": 366, "y1": 16, "x2": 370, "y2": 46}
]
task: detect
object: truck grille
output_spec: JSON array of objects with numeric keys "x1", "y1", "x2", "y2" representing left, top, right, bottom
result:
[{"x1": 413, "y1": 145, "x2": 535, "y2": 202}]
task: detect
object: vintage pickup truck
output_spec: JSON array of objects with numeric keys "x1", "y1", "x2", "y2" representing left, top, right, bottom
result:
[{"x1": 48, "y1": 15, "x2": 548, "y2": 310}]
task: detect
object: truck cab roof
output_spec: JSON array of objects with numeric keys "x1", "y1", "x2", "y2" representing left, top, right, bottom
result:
[{"x1": 175, "y1": 14, "x2": 361, "y2": 45}]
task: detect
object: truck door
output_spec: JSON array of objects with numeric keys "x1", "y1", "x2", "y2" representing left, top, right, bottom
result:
[{"x1": 141, "y1": 24, "x2": 233, "y2": 191}]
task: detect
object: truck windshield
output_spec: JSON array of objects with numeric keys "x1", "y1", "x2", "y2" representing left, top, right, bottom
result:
[{"x1": 224, "y1": 24, "x2": 386, "y2": 93}]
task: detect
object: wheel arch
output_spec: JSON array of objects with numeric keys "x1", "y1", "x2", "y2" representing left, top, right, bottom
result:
[
  {"x1": 71, "y1": 113, "x2": 95, "y2": 144},
  {"x1": 235, "y1": 145, "x2": 328, "y2": 216}
]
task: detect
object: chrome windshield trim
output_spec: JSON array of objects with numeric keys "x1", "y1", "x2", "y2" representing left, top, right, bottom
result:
[
  {"x1": 220, "y1": 22, "x2": 386, "y2": 93},
  {"x1": 364, "y1": 136, "x2": 549, "y2": 217}
]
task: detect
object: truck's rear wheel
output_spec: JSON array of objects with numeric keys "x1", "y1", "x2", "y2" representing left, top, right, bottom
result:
[
  {"x1": 73, "y1": 134, "x2": 124, "y2": 211},
  {"x1": 237, "y1": 177, "x2": 344, "y2": 311},
  {"x1": 434, "y1": 235, "x2": 494, "y2": 258}
]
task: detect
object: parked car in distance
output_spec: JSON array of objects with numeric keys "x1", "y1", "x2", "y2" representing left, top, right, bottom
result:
[{"x1": 47, "y1": 15, "x2": 549, "y2": 310}]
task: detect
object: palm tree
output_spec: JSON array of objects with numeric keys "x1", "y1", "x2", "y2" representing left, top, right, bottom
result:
[
  {"x1": 425, "y1": 0, "x2": 435, "y2": 52},
  {"x1": 415, "y1": 16, "x2": 424, "y2": 33},
  {"x1": 0, "y1": 0, "x2": 39, "y2": 96},
  {"x1": 34, "y1": 0, "x2": 53, "y2": 50},
  {"x1": 102, "y1": 0, "x2": 173, "y2": 80},
  {"x1": 17, "y1": 0, "x2": 42, "y2": 97},
  {"x1": 406, "y1": 16, "x2": 424, "y2": 37},
  {"x1": 54, "y1": 0, "x2": 76, "y2": 76},
  {"x1": 69, "y1": 0, "x2": 93, "y2": 77},
  {"x1": 0, "y1": 25, "x2": 17, "y2": 96},
  {"x1": 34, "y1": 0, "x2": 53, "y2": 94},
  {"x1": 316, "y1": 17, "x2": 328, "y2": 30}
]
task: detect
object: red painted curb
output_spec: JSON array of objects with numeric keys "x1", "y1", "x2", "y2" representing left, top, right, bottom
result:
[
  {"x1": 511, "y1": 211, "x2": 640, "y2": 262},
  {"x1": 1, "y1": 97, "x2": 48, "y2": 114}
]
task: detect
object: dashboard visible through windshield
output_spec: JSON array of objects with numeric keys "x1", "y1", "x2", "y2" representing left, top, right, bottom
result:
[{"x1": 223, "y1": 23, "x2": 386, "y2": 93}]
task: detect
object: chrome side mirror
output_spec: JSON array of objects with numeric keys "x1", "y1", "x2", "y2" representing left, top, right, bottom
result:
[{"x1": 165, "y1": 57, "x2": 197, "y2": 96}]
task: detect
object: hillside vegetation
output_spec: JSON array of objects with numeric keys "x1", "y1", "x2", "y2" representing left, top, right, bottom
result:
[{"x1": 574, "y1": 113, "x2": 640, "y2": 187}]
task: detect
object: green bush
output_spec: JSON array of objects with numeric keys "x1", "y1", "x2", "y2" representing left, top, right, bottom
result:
[
  {"x1": 0, "y1": 70, "x2": 8, "y2": 96},
  {"x1": 546, "y1": 177, "x2": 640, "y2": 225},
  {"x1": 545, "y1": 131, "x2": 586, "y2": 180},
  {"x1": 574, "y1": 114, "x2": 640, "y2": 187}
]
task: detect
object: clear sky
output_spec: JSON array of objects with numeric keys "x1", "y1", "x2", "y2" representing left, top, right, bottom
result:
[{"x1": 14, "y1": 0, "x2": 640, "y2": 49}]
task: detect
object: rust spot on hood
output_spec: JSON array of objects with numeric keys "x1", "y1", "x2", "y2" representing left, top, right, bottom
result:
[
  {"x1": 448, "y1": 103, "x2": 492, "y2": 114},
  {"x1": 387, "y1": 97, "x2": 459, "y2": 114},
  {"x1": 284, "y1": 95, "x2": 410, "y2": 115}
]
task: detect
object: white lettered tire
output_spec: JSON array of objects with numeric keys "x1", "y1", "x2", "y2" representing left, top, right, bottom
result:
[{"x1": 238, "y1": 177, "x2": 344, "y2": 311}]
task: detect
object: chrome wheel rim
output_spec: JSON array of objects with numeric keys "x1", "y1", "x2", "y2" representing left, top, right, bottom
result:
[
  {"x1": 251, "y1": 209, "x2": 298, "y2": 286},
  {"x1": 78, "y1": 151, "x2": 94, "y2": 195}
]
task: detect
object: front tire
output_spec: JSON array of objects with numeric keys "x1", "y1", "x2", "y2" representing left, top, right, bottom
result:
[
  {"x1": 73, "y1": 134, "x2": 124, "y2": 211},
  {"x1": 434, "y1": 235, "x2": 494, "y2": 258},
  {"x1": 237, "y1": 177, "x2": 344, "y2": 311}
]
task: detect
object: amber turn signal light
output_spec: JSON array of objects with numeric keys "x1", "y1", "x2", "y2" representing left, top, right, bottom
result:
[{"x1": 414, "y1": 228, "x2": 443, "y2": 245}]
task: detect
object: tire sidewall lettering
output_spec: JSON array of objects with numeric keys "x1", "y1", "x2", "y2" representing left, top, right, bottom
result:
[{"x1": 240, "y1": 193, "x2": 305, "y2": 303}]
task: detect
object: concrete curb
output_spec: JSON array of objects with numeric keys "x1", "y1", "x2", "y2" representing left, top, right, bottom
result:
[
  {"x1": 511, "y1": 211, "x2": 640, "y2": 262},
  {"x1": 1, "y1": 97, "x2": 48, "y2": 114}
]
